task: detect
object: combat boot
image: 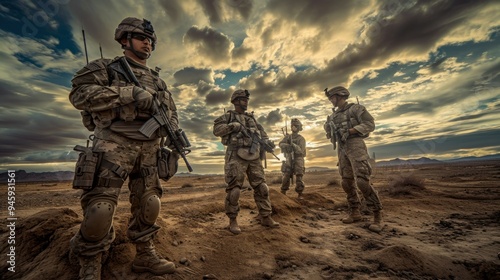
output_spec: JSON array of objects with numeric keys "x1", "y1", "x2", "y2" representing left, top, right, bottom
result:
[
  {"x1": 78, "y1": 253, "x2": 102, "y2": 280},
  {"x1": 342, "y1": 208, "x2": 363, "y2": 224},
  {"x1": 368, "y1": 210, "x2": 383, "y2": 233},
  {"x1": 132, "y1": 240, "x2": 176, "y2": 275},
  {"x1": 280, "y1": 189, "x2": 287, "y2": 195},
  {"x1": 229, "y1": 217, "x2": 241, "y2": 234},
  {"x1": 261, "y1": 215, "x2": 280, "y2": 228},
  {"x1": 297, "y1": 193, "x2": 303, "y2": 200}
]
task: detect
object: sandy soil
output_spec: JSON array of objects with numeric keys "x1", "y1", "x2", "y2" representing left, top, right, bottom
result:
[{"x1": 1, "y1": 161, "x2": 500, "y2": 280}]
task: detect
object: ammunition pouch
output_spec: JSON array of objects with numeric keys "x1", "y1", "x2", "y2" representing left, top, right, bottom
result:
[
  {"x1": 236, "y1": 147, "x2": 260, "y2": 161},
  {"x1": 80, "y1": 110, "x2": 96, "y2": 132},
  {"x1": 281, "y1": 161, "x2": 291, "y2": 173},
  {"x1": 158, "y1": 147, "x2": 179, "y2": 181},
  {"x1": 72, "y1": 145, "x2": 103, "y2": 190}
]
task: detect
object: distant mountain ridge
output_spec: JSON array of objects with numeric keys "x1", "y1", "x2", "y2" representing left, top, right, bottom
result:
[
  {"x1": 2, "y1": 154, "x2": 499, "y2": 182},
  {"x1": 376, "y1": 154, "x2": 500, "y2": 166},
  {"x1": 0, "y1": 170, "x2": 74, "y2": 182},
  {"x1": 376, "y1": 157, "x2": 442, "y2": 166}
]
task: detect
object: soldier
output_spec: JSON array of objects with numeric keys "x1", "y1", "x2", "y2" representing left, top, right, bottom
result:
[
  {"x1": 213, "y1": 89, "x2": 280, "y2": 234},
  {"x1": 279, "y1": 118, "x2": 307, "y2": 199},
  {"x1": 69, "y1": 17, "x2": 178, "y2": 279},
  {"x1": 323, "y1": 86, "x2": 383, "y2": 233}
]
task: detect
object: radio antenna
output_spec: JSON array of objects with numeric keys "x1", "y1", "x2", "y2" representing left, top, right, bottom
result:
[{"x1": 82, "y1": 29, "x2": 89, "y2": 65}]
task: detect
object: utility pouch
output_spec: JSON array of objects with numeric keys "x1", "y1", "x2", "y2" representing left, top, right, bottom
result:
[
  {"x1": 72, "y1": 145, "x2": 103, "y2": 190},
  {"x1": 281, "y1": 161, "x2": 291, "y2": 173},
  {"x1": 158, "y1": 147, "x2": 179, "y2": 181}
]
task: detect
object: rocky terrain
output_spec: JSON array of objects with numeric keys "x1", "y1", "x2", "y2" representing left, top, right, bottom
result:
[{"x1": 1, "y1": 161, "x2": 500, "y2": 279}]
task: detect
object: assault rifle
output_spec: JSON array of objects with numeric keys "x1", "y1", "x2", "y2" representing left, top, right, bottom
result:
[
  {"x1": 326, "y1": 115, "x2": 350, "y2": 155},
  {"x1": 248, "y1": 129, "x2": 280, "y2": 161},
  {"x1": 118, "y1": 57, "x2": 193, "y2": 172},
  {"x1": 233, "y1": 117, "x2": 280, "y2": 162}
]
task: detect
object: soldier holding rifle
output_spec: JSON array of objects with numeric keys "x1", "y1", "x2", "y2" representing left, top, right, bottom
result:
[
  {"x1": 69, "y1": 17, "x2": 189, "y2": 279},
  {"x1": 213, "y1": 89, "x2": 280, "y2": 234},
  {"x1": 279, "y1": 118, "x2": 307, "y2": 199},
  {"x1": 323, "y1": 86, "x2": 383, "y2": 233}
]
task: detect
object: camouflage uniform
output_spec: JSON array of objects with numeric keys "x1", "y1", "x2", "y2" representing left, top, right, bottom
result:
[
  {"x1": 324, "y1": 86, "x2": 382, "y2": 229},
  {"x1": 213, "y1": 89, "x2": 279, "y2": 234},
  {"x1": 279, "y1": 119, "x2": 306, "y2": 195},
  {"x1": 69, "y1": 17, "x2": 177, "y2": 278}
]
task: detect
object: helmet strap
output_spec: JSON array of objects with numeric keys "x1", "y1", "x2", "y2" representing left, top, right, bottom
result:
[{"x1": 124, "y1": 33, "x2": 150, "y2": 60}]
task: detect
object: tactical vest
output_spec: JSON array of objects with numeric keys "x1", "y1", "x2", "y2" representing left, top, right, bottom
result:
[
  {"x1": 331, "y1": 103, "x2": 369, "y2": 138},
  {"x1": 286, "y1": 134, "x2": 306, "y2": 157},
  {"x1": 221, "y1": 111, "x2": 261, "y2": 148},
  {"x1": 77, "y1": 57, "x2": 174, "y2": 140}
]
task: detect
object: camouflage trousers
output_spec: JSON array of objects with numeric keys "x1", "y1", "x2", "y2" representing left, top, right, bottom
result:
[
  {"x1": 70, "y1": 130, "x2": 163, "y2": 257},
  {"x1": 281, "y1": 157, "x2": 305, "y2": 193},
  {"x1": 337, "y1": 138, "x2": 382, "y2": 211},
  {"x1": 224, "y1": 150, "x2": 272, "y2": 218}
]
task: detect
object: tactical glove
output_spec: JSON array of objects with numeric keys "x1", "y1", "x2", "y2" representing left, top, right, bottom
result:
[
  {"x1": 231, "y1": 122, "x2": 243, "y2": 132},
  {"x1": 133, "y1": 86, "x2": 154, "y2": 111},
  {"x1": 292, "y1": 143, "x2": 300, "y2": 152},
  {"x1": 340, "y1": 129, "x2": 350, "y2": 142}
]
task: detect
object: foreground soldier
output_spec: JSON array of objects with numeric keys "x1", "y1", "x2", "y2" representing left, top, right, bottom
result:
[
  {"x1": 323, "y1": 86, "x2": 383, "y2": 233},
  {"x1": 213, "y1": 89, "x2": 280, "y2": 234},
  {"x1": 69, "y1": 18, "x2": 177, "y2": 279},
  {"x1": 279, "y1": 118, "x2": 307, "y2": 198}
]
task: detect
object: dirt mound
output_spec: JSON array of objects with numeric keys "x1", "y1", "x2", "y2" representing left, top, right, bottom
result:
[
  {"x1": 368, "y1": 244, "x2": 473, "y2": 279},
  {"x1": 0, "y1": 208, "x2": 81, "y2": 280},
  {"x1": 3, "y1": 165, "x2": 500, "y2": 279}
]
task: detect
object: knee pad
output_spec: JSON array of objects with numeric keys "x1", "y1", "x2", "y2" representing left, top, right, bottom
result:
[
  {"x1": 81, "y1": 200, "x2": 115, "y2": 242},
  {"x1": 141, "y1": 193, "x2": 161, "y2": 226},
  {"x1": 256, "y1": 183, "x2": 269, "y2": 197},
  {"x1": 227, "y1": 187, "x2": 241, "y2": 206}
]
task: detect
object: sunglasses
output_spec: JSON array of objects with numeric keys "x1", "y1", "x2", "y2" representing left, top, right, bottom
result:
[{"x1": 131, "y1": 33, "x2": 153, "y2": 44}]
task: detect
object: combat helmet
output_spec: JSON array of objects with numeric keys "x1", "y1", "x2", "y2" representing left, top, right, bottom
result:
[
  {"x1": 115, "y1": 17, "x2": 157, "y2": 50},
  {"x1": 231, "y1": 89, "x2": 250, "y2": 103},
  {"x1": 291, "y1": 118, "x2": 303, "y2": 131},
  {"x1": 324, "y1": 86, "x2": 350, "y2": 98}
]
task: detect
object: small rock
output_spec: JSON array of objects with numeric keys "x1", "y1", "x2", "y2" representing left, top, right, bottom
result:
[
  {"x1": 200, "y1": 256, "x2": 206, "y2": 262},
  {"x1": 203, "y1": 274, "x2": 218, "y2": 279},
  {"x1": 299, "y1": 236, "x2": 310, "y2": 243},
  {"x1": 179, "y1": 257, "x2": 189, "y2": 265}
]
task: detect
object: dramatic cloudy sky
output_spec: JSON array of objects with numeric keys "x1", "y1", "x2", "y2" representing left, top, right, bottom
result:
[{"x1": 1, "y1": 0, "x2": 499, "y2": 174}]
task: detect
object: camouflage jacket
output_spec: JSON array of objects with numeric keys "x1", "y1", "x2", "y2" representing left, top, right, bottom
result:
[
  {"x1": 69, "y1": 56, "x2": 178, "y2": 140},
  {"x1": 279, "y1": 133, "x2": 306, "y2": 157},
  {"x1": 213, "y1": 110, "x2": 269, "y2": 149},
  {"x1": 324, "y1": 102, "x2": 375, "y2": 146}
]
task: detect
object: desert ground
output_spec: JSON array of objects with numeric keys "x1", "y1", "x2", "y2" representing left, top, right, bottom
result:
[{"x1": 1, "y1": 161, "x2": 500, "y2": 280}]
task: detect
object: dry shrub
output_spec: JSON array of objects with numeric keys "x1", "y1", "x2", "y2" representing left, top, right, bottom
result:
[
  {"x1": 214, "y1": 183, "x2": 227, "y2": 188},
  {"x1": 181, "y1": 183, "x2": 194, "y2": 188},
  {"x1": 327, "y1": 179, "x2": 339, "y2": 187},
  {"x1": 270, "y1": 176, "x2": 283, "y2": 185},
  {"x1": 388, "y1": 174, "x2": 425, "y2": 196}
]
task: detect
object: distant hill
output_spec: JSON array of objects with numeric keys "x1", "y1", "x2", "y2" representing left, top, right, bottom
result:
[
  {"x1": 443, "y1": 154, "x2": 500, "y2": 163},
  {"x1": 3, "y1": 154, "x2": 499, "y2": 182},
  {"x1": 0, "y1": 170, "x2": 74, "y2": 182},
  {"x1": 305, "y1": 166, "x2": 332, "y2": 172},
  {"x1": 376, "y1": 154, "x2": 500, "y2": 167},
  {"x1": 376, "y1": 157, "x2": 442, "y2": 167}
]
